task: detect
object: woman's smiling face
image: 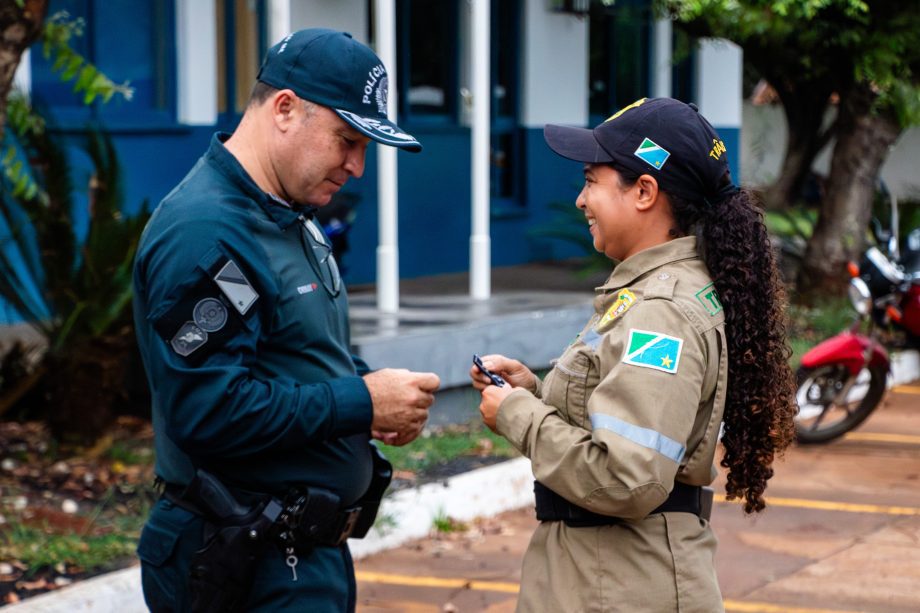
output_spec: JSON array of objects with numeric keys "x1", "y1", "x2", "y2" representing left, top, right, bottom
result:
[{"x1": 576, "y1": 164, "x2": 642, "y2": 262}]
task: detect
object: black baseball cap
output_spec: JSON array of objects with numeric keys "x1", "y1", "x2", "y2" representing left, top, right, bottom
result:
[
  {"x1": 544, "y1": 97, "x2": 732, "y2": 202},
  {"x1": 257, "y1": 28, "x2": 422, "y2": 152}
]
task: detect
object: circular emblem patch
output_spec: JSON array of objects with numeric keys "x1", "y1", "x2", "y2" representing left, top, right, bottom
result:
[{"x1": 193, "y1": 298, "x2": 228, "y2": 333}]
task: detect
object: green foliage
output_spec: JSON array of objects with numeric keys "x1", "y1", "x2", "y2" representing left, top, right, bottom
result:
[
  {"x1": 1, "y1": 113, "x2": 149, "y2": 350},
  {"x1": 431, "y1": 510, "x2": 467, "y2": 534},
  {"x1": 528, "y1": 201, "x2": 611, "y2": 276},
  {"x1": 40, "y1": 12, "x2": 133, "y2": 106},
  {"x1": 2, "y1": 524, "x2": 138, "y2": 575},
  {"x1": 0, "y1": 8, "x2": 143, "y2": 348},
  {"x1": 377, "y1": 423, "x2": 518, "y2": 475},
  {"x1": 764, "y1": 208, "x2": 817, "y2": 242},
  {"x1": 657, "y1": 0, "x2": 920, "y2": 127},
  {"x1": 0, "y1": 8, "x2": 150, "y2": 430},
  {"x1": 786, "y1": 296, "x2": 853, "y2": 366},
  {"x1": 1, "y1": 11, "x2": 134, "y2": 209}
]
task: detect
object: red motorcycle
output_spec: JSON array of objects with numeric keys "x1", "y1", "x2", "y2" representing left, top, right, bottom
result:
[{"x1": 795, "y1": 226, "x2": 920, "y2": 443}]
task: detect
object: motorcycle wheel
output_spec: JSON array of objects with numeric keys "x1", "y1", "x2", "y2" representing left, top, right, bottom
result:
[{"x1": 794, "y1": 363, "x2": 887, "y2": 444}]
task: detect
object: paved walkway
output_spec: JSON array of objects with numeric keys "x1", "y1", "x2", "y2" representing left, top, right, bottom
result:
[{"x1": 354, "y1": 383, "x2": 920, "y2": 613}]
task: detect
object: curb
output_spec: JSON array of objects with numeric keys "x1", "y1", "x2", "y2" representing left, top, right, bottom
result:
[
  {"x1": 3, "y1": 458, "x2": 535, "y2": 611},
  {"x1": 891, "y1": 349, "x2": 919, "y2": 387}
]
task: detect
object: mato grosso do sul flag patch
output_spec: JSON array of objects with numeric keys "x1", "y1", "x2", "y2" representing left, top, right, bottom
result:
[{"x1": 623, "y1": 329, "x2": 683, "y2": 374}]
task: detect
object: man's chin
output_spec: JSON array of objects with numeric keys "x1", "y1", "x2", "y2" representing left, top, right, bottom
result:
[{"x1": 304, "y1": 192, "x2": 335, "y2": 207}]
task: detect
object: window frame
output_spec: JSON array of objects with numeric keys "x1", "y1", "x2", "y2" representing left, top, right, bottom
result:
[{"x1": 396, "y1": 0, "x2": 461, "y2": 127}]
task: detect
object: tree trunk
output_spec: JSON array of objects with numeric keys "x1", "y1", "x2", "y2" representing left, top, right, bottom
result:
[
  {"x1": 760, "y1": 82, "x2": 837, "y2": 211},
  {"x1": 798, "y1": 89, "x2": 901, "y2": 297},
  {"x1": 0, "y1": 0, "x2": 47, "y2": 140}
]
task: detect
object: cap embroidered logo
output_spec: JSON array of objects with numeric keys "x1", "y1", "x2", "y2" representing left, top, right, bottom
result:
[{"x1": 634, "y1": 138, "x2": 671, "y2": 170}]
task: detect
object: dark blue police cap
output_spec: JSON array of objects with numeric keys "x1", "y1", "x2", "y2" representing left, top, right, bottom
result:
[
  {"x1": 544, "y1": 98, "x2": 733, "y2": 202},
  {"x1": 257, "y1": 28, "x2": 422, "y2": 152}
]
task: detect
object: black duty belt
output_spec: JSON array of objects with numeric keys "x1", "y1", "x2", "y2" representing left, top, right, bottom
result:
[
  {"x1": 162, "y1": 482, "x2": 365, "y2": 549},
  {"x1": 534, "y1": 480, "x2": 714, "y2": 527}
]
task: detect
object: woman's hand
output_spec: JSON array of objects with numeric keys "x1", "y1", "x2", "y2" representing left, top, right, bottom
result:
[
  {"x1": 468, "y1": 354, "x2": 537, "y2": 392},
  {"x1": 479, "y1": 384, "x2": 516, "y2": 433}
]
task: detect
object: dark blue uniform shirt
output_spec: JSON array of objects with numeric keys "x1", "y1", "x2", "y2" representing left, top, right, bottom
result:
[{"x1": 133, "y1": 133, "x2": 373, "y2": 505}]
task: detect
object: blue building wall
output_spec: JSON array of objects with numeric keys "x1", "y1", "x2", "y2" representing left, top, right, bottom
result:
[
  {"x1": 44, "y1": 123, "x2": 741, "y2": 287},
  {"x1": 66, "y1": 124, "x2": 591, "y2": 287}
]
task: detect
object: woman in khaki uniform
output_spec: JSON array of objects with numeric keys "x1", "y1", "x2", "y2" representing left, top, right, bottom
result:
[{"x1": 471, "y1": 98, "x2": 797, "y2": 612}]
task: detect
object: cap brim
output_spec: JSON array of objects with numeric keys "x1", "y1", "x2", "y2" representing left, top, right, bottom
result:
[
  {"x1": 543, "y1": 124, "x2": 613, "y2": 164},
  {"x1": 335, "y1": 109, "x2": 422, "y2": 152}
]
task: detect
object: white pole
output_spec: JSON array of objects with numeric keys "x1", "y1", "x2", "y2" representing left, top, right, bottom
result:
[
  {"x1": 267, "y1": 0, "x2": 291, "y2": 47},
  {"x1": 375, "y1": 0, "x2": 400, "y2": 313},
  {"x1": 470, "y1": 0, "x2": 491, "y2": 300},
  {"x1": 652, "y1": 18, "x2": 672, "y2": 99}
]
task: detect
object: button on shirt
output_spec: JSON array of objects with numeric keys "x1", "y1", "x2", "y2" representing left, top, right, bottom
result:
[{"x1": 133, "y1": 133, "x2": 373, "y2": 504}]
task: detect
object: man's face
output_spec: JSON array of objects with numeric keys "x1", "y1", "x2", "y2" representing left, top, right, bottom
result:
[
  {"x1": 576, "y1": 164, "x2": 639, "y2": 262},
  {"x1": 274, "y1": 102, "x2": 371, "y2": 206}
]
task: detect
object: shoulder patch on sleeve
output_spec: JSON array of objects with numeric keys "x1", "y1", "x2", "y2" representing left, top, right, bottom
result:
[
  {"x1": 622, "y1": 328, "x2": 683, "y2": 374},
  {"x1": 596, "y1": 288, "x2": 638, "y2": 331},
  {"x1": 695, "y1": 282, "x2": 723, "y2": 316},
  {"x1": 214, "y1": 260, "x2": 259, "y2": 315},
  {"x1": 170, "y1": 322, "x2": 209, "y2": 356}
]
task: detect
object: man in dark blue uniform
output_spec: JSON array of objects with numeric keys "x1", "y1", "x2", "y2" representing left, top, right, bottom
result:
[{"x1": 133, "y1": 29, "x2": 440, "y2": 612}]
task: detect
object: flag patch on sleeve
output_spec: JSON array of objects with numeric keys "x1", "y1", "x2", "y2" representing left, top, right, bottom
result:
[{"x1": 623, "y1": 329, "x2": 683, "y2": 374}]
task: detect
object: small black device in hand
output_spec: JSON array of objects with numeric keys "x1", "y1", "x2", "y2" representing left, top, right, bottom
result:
[{"x1": 473, "y1": 354, "x2": 506, "y2": 387}]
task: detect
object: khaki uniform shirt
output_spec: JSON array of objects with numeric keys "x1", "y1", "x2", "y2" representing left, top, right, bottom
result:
[{"x1": 498, "y1": 237, "x2": 727, "y2": 612}]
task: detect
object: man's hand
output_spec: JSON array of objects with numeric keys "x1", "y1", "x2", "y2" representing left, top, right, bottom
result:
[
  {"x1": 364, "y1": 369, "x2": 440, "y2": 446},
  {"x1": 469, "y1": 354, "x2": 536, "y2": 392},
  {"x1": 479, "y1": 384, "x2": 516, "y2": 433}
]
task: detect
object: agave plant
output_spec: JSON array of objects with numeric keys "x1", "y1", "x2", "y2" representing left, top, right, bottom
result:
[
  {"x1": 0, "y1": 8, "x2": 141, "y2": 437},
  {"x1": 0, "y1": 113, "x2": 149, "y2": 436}
]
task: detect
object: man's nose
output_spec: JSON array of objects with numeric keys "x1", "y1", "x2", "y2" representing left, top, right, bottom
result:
[
  {"x1": 575, "y1": 187, "x2": 587, "y2": 210},
  {"x1": 344, "y1": 144, "x2": 367, "y2": 178}
]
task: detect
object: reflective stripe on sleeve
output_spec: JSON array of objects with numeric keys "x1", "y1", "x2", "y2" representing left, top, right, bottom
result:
[{"x1": 589, "y1": 413, "x2": 685, "y2": 463}]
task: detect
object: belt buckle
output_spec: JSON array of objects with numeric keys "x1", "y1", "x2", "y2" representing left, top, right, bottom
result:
[{"x1": 334, "y1": 506, "x2": 362, "y2": 546}]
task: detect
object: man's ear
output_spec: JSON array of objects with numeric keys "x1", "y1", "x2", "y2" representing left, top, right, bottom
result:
[
  {"x1": 271, "y1": 89, "x2": 299, "y2": 131},
  {"x1": 634, "y1": 174, "x2": 660, "y2": 212}
]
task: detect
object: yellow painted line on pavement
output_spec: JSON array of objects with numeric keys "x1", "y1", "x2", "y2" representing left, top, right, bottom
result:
[
  {"x1": 843, "y1": 431, "x2": 920, "y2": 445},
  {"x1": 356, "y1": 571, "x2": 860, "y2": 612},
  {"x1": 724, "y1": 601, "x2": 862, "y2": 613},
  {"x1": 893, "y1": 384, "x2": 920, "y2": 395},
  {"x1": 355, "y1": 570, "x2": 520, "y2": 593},
  {"x1": 718, "y1": 495, "x2": 920, "y2": 516}
]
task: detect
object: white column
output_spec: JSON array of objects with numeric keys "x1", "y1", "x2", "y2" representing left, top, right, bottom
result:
[
  {"x1": 696, "y1": 39, "x2": 742, "y2": 125},
  {"x1": 267, "y1": 0, "x2": 292, "y2": 45},
  {"x1": 652, "y1": 18, "x2": 672, "y2": 99},
  {"x1": 176, "y1": 0, "x2": 217, "y2": 125},
  {"x1": 469, "y1": 0, "x2": 491, "y2": 300},
  {"x1": 375, "y1": 0, "x2": 400, "y2": 313}
]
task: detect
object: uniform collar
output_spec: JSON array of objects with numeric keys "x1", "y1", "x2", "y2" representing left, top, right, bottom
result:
[
  {"x1": 598, "y1": 236, "x2": 700, "y2": 291},
  {"x1": 206, "y1": 132, "x2": 311, "y2": 229}
]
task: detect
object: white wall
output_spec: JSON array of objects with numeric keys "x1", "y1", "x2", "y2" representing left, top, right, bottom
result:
[
  {"x1": 741, "y1": 101, "x2": 920, "y2": 200},
  {"x1": 176, "y1": 0, "x2": 217, "y2": 125},
  {"x1": 521, "y1": 0, "x2": 588, "y2": 127},
  {"x1": 651, "y1": 19, "x2": 672, "y2": 99},
  {"x1": 290, "y1": 0, "x2": 369, "y2": 45},
  {"x1": 695, "y1": 38, "x2": 742, "y2": 128}
]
